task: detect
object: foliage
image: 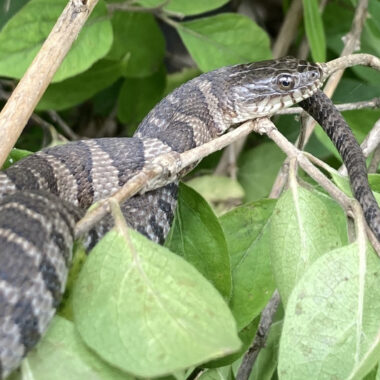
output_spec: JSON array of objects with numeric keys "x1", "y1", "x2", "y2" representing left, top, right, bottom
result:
[{"x1": 1, "y1": 0, "x2": 380, "y2": 379}]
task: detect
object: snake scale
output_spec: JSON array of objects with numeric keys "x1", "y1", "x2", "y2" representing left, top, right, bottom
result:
[{"x1": 0, "y1": 57, "x2": 379, "y2": 378}]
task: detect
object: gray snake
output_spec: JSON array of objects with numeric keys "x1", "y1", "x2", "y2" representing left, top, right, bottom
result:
[{"x1": 0, "y1": 57, "x2": 379, "y2": 378}]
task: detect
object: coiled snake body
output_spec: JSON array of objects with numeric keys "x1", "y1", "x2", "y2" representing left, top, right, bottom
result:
[{"x1": 0, "y1": 57, "x2": 379, "y2": 378}]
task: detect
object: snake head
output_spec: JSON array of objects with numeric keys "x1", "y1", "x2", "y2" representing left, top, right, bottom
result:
[{"x1": 226, "y1": 56, "x2": 324, "y2": 122}]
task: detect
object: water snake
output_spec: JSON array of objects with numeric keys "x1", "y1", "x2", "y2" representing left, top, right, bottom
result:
[{"x1": 0, "y1": 57, "x2": 378, "y2": 378}]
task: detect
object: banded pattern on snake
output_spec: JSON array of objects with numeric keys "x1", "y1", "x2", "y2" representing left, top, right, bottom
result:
[{"x1": 0, "y1": 57, "x2": 378, "y2": 378}]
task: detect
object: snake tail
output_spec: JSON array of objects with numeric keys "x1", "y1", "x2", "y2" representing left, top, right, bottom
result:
[{"x1": 299, "y1": 89, "x2": 380, "y2": 240}]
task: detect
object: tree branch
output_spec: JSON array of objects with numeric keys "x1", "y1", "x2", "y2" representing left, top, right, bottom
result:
[
  {"x1": 0, "y1": 0, "x2": 99, "y2": 167},
  {"x1": 236, "y1": 291, "x2": 281, "y2": 380},
  {"x1": 277, "y1": 98, "x2": 380, "y2": 115}
]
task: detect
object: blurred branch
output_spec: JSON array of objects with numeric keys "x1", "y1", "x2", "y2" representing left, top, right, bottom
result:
[
  {"x1": 47, "y1": 110, "x2": 80, "y2": 141},
  {"x1": 272, "y1": 0, "x2": 303, "y2": 59},
  {"x1": 0, "y1": 81, "x2": 79, "y2": 142},
  {"x1": 277, "y1": 97, "x2": 380, "y2": 115},
  {"x1": 0, "y1": 0, "x2": 99, "y2": 167}
]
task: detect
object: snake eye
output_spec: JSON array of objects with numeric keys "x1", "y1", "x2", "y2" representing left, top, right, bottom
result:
[{"x1": 277, "y1": 74, "x2": 295, "y2": 90}]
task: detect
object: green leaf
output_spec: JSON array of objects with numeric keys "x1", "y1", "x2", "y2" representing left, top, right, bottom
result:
[
  {"x1": 24, "y1": 316, "x2": 130, "y2": 380},
  {"x1": 137, "y1": 0, "x2": 229, "y2": 16},
  {"x1": 107, "y1": 12, "x2": 165, "y2": 77},
  {"x1": 165, "y1": 183, "x2": 232, "y2": 299},
  {"x1": 177, "y1": 13, "x2": 271, "y2": 72},
  {"x1": 303, "y1": 0, "x2": 326, "y2": 62},
  {"x1": 37, "y1": 59, "x2": 123, "y2": 111},
  {"x1": 117, "y1": 65, "x2": 166, "y2": 127},
  {"x1": 0, "y1": 0, "x2": 112, "y2": 82},
  {"x1": 220, "y1": 200, "x2": 276, "y2": 329},
  {"x1": 278, "y1": 244, "x2": 380, "y2": 380},
  {"x1": 73, "y1": 227, "x2": 240, "y2": 377},
  {"x1": 238, "y1": 143, "x2": 286, "y2": 203},
  {"x1": 2, "y1": 148, "x2": 32, "y2": 170},
  {"x1": 269, "y1": 186, "x2": 347, "y2": 304}
]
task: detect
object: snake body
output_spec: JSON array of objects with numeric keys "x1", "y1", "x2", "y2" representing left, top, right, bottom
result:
[{"x1": 0, "y1": 57, "x2": 378, "y2": 378}]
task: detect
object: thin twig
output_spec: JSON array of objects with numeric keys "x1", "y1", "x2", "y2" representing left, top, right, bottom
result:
[
  {"x1": 272, "y1": 0, "x2": 303, "y2": 59},
  {"x1": 0, "y1": 0, "x2": 99, "y2": 167},
  {"x1": 340, "y1": 117, "x2": 380, "y2": 175},
  {"x1": 368, "y1": 144, "x2": 380, "y2": 173},
  {"x1": 277, "y1": 98, "x2": 380, "y2": 115},
  {"x1": 236, "y1": 291, "x2": 281, "y2": 380},
  {"x1": 362, "y1": 118, "x2": 380, "y2": 159},
  {"x1": 47, "y1": 110, "x2": 80, "y2": 140}
]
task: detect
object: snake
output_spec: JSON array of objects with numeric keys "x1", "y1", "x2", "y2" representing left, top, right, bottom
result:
[{"x1": 0, "y1": 56, "x2": 379, "y2": 378}]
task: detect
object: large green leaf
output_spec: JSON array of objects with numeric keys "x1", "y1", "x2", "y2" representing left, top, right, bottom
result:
[
  {"x1": 302, "y1": 0, "x2": 326, "y2": 62},
  {"x1": 220, "y1": 200, "x2": 277, "y2": 329},
  {"x1": 165, "y1": 183, "x2": 232, "y2": 299},
  {"x1": 279, "y1": 244, "x2": 380, "y2": 379},
  {"x1": 269, "y1": 186, "x2": 347, "y2": 304},
  {"x1": 177, "y1": 13, "x2": 271, "y2": 72},
  {"x1": 137, "y1": 0, "x2": 229, "y2": 16},
  {"x1": 23, "y1": 316, "x2": 130, "y2": 380},
  {"x1": 0, "y1": 0, "x2": 112, "y2": 82},
  {"x1": 37, "y1": 59, "x2": 123, "y2": 111},
  {"x1": 107, "y1": 12, "x2": 165, "y2": 78},
  {"x1": 73, "y1": 226, "x2": 240, "y2": 377}
]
